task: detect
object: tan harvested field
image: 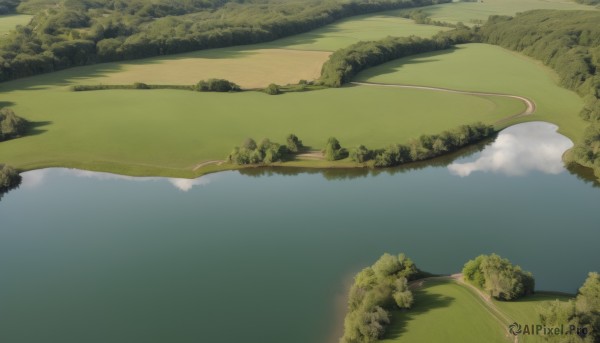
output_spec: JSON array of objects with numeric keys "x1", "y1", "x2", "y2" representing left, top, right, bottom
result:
[{"x1": 82, "y1": 48, "x2": 331, "y2": 89}]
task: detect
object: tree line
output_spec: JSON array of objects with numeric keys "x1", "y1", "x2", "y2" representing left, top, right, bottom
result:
[
  {"x1": 341, "y1": 253, "x2": 420, "y2": 343},
  {"x1": 228, "y1": 134, "x2": 304, "y2": 165},
  {"x1": 475, "y1": 10, "x2": 600, "y2": 179},
  {"x1": 0, "y1": 0, "x2": 451, "y2": 82}
]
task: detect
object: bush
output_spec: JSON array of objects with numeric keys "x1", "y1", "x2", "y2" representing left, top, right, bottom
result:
[
  {"x1": 0, "y1": 164, "x2": 21, "y2": 194},
  {"x1": 264, "y1": 83, "x2": 281, "y2": 95},
  {"x1": 0, "y1": 108, "x2": 28, "y2": 141},
  {"x1": 350, "y1": 145, "x2": 372, "y2": 163},
  {"x1": 324, "y1": 137, "x2": 346, "y2": 161},
  {"x1": 286, "y1": 134, "x2": 303, "y2": 153}
]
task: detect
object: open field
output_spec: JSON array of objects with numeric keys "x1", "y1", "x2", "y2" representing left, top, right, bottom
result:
[
  {"x1": 493, "y1": 293, "x2": 573, "y2": 343},
  {"x1": 53, "y1": 14, "x2": 446, "y2": 88},
  {"x1": 356, "y1": 43, "x2": 588, "y2": 143},
  {"x1": 419, "y1": 0, "x2": 597, "y2": 25},
  {"x1": 0, "y1": 14, "x2": 32, "y2": 34},
  {"x1": 381, "y1": 278, "x2": 573, "y2": 343},
  {"x1": 381, "y1": 279, "x2": 508, "y2": 343},
  {"x1": 73, "y1": 49, "x2": 331, "y2": 89},
  {"x1": 0, "y1": 72, "x2": 523, "y2": 176}
]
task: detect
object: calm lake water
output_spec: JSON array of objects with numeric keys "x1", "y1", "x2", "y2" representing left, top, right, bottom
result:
[{"x1": 1, "y1": 122, "x2": 599, "y2": 343}]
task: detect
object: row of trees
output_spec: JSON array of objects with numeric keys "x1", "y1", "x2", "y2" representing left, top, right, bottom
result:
[
  {"x1": 539, "y1": 272, "x2": 600, "y2": 342},
  {"x1": 319, "y1": 36, "x2": 453, "y2": 87},
  {"x1": 462, "y1": 254, "x2": 535, "y2": 301},
  {"x1": 0, "y1": 108, "x2": 28, "y2": 141},
  {"x1": 342, "y1": 253, "x2": 420, "y2": 343},
  {"x1": 0, "y1": 0, "x2": 451, "y2": 82},
  {"x1": 228, "y1": 134, "x2": 304, "y2": 165},
  {"x1": 348, "y1": 122, "x2": 495, "y2": 167},
  {"x1": 476, "y1": 10, "x2": 600, "y2": 179}
]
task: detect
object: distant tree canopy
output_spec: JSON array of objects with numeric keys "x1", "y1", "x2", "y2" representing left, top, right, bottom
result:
[
  {"x1": 342, "y1": 253, "x2": 420, "y2": 343},
  {"x1": 462, "y1": 254, "x2": 535, "y2": 301},
  {"x1": 539, "y1": 272, "x2": 600, "y2": 342},
  {"x1": 0, "y1": 0, "x2": 451, "y2": 82},
  {"x1": 0, "y1": 164, "x2": 21, "y2": 195},
  {"x1": 477, "y1": 10, "x2": 600, "y2": 179},
  {"x1": 0, "y1": 108, "x2": 28, "y2": 141},
  {"x1": 573, "y1": 0, "x2": 600, "y2": 5}
]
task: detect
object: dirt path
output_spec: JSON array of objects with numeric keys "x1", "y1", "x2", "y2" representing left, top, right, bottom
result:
[
  {"x1": 413, "y1": 274, "x2": 519, "y2": 343},
  {"x1": 192, "y1": 160, "x2": 225, "y2": 171},
  {"x1": 296, "y1": 151, "x2": 325, "y2": 160},
  {"x1": 350, "y1": 81, "x2": 536, "y2": 122}
]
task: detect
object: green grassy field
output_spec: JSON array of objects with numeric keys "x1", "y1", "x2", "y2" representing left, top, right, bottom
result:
[
  {"x1": 356, "y1": 43, "x2": 588, "y2": 143},
  {"x1": 419, "y1": 0, "x2": 597, "y2": 25},
  {"x1": 380, "y1": 279, "x2": 574, "y2": 343},
  {"x1": 0, "y1": 72, "x2": 523, "y2": 176},
  {"x1": 493, "y1": 293, "x2": 573, "y2": 343},
  {"x1": 381, "y1": 279, "x2": 508, "y2": 343},
  {"x1": 0, "y1": 14, "x2": 32, "y2": 34}
]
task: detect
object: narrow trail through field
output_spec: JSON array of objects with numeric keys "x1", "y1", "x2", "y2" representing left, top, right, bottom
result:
[
  {"x1": 350, "y1": 81, "x2": 536, "y2": 123},
  {"x1": 412, "y1": 274, "x2": 519, "y2": 343},
  {"x1": 192, "y1": 160, "x2": 225, "y2": 171}
]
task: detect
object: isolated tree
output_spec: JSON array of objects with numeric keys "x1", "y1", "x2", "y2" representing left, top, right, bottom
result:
[
  {"x1": 264, "y1": 83, "x2": 281, "y2": 95},
  {"x1": 286, "y1": 134, "x2": 303, "y2": 153},
  {"x1": 0, "y1": 108, "x2": 28, "y2": 141},
  {"x1": 324, "y1": 137, "x2": 344, "y2": 161}
]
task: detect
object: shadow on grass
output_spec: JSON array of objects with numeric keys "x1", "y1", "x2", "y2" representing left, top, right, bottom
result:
[
  {"x1": 26, "y1": 120, "x2": 52, "y2": 137},
  {"x1": 354, "y1": 47, "x2": 460, "y2": 81},
  {"x1": 383, "y1": 284, "x2": 455, "y2": 340}
]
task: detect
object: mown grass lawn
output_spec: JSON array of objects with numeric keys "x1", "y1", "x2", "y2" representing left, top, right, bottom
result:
[
  {"x1": 356, "y1": 43, "x2": 588, "y2": 143},
  {"x1": 380, "y1": 279, "x2": 508, "y2": 343}
]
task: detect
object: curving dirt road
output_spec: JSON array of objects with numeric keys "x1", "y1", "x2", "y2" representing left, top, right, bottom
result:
[{"x1": 350, "y1": 81, "x2": 536, "y2": 121}]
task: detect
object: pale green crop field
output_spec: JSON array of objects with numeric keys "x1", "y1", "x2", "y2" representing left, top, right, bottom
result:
[
  {"x1": 0, "y1": 70, "x2": 522, "y2": 176},
  {"x1": 419, "y1": 0, "x2": 596, "y2": 25},
  {"x1": 0, "y1": 14, "x2": 32, "y2": 34},
  {"x1": 381, "y1": 279, "x2": 508, "y2": 343},
  {"x1": 356, "y1": 43, "x2": 588, "y2": 143}
]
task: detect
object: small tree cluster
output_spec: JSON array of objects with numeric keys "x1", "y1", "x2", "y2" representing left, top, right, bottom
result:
[
  {"x1": 197, "y1": 79, "x2": 241, "y2": 92},
  {"x1": 341, "y1": 253, "x2": 419, "y2": 343},
  {"x1": 350, "y1": 145, "x2": 372, "y2": 163},
  {"x1": 228, "y1": 138, "x2": 286, "y2": 165},
  {"x1": 462, "y1": 254, "x2": 535, "y2": 301},
  {"x1": 0, "y1": 108, "x2": 28, "y2": 141}
]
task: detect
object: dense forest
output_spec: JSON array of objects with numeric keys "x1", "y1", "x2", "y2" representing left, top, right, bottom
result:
[
  {"x1": 341, "y1": 253, "x2": 420, "y2": 343},
  {"x1": 462, "y1": 254, "x2": 535, "y2": 301},
  {"x1": 0, "y1": 0, "x2": 450, "y2": 81},
  {"x1": 477, "y1": 10, "x2": 600, "y2": 179}
]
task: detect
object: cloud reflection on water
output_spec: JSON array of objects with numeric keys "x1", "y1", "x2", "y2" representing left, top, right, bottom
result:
[
  {"x1": 448, "y1": 122, "x2": 573, "y2": 177},
  {"x1": 21, "y1": 168, "x2": 216, "y2": 192}
]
